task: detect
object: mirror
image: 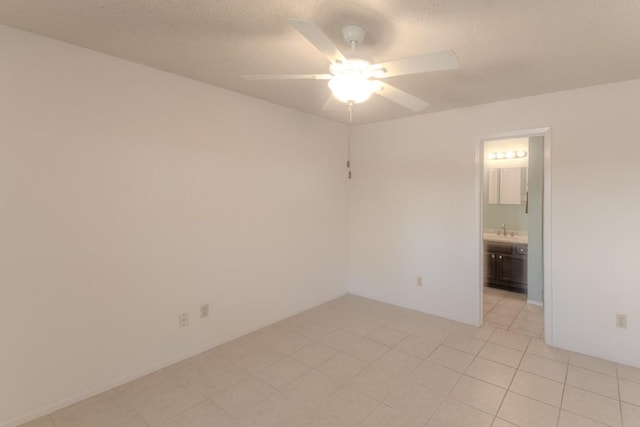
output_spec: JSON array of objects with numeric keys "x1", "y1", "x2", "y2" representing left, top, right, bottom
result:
[{"x1": 488, "y1": 167, "x2": 527, "y2": 205}]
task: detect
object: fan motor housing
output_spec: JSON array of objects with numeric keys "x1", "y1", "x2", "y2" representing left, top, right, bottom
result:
[{"x1": 342, "y1": 25, "x2": 366, "y2": 46}]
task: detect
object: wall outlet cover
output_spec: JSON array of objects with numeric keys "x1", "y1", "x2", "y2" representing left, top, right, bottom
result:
[{"x1": 200, "y1": 304, "x2": 209, "y2": 319}]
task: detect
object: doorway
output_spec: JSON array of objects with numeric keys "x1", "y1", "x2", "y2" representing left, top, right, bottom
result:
[{"x1": 477, "y1": 128, "x2": 552, "y2": 344}]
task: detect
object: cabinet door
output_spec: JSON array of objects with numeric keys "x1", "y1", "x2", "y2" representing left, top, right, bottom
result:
[
  {"x1": 484, "y1": 253, "x2": 496, "y2": 280},
  {"x1": 498, "y1": 254, "x2": 527, "y2": 284}
]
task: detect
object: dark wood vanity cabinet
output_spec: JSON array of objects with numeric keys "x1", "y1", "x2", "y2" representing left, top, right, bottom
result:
[{"x1": 484, "y1": 242, "x2": 528, "y2": 293}]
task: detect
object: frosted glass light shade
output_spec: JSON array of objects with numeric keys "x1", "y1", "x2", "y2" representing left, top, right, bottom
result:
[{"x1": 328, "y1": 77, "x2": 381, "y2": 104}]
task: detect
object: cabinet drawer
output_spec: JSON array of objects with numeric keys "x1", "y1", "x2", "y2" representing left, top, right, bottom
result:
[{"x1": 484, "y1": 242, "x2": 513, "y2": 254}]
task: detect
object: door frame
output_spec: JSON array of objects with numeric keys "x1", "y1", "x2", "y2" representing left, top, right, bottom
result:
[{"x1": 475, "y1": 127, "x2": 553, "y2": 344}]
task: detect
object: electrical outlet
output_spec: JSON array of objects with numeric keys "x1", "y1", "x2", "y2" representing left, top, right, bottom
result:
[
  {"x1": 200, "y1": 304, "x2": 209, "y2": 319},
  {"x1": 616, "y1": 313, "x2": 627, "y2": 329},
  {"x1": 178, "y1": 312, "x2": 189, "y2": 328},
  {"x1": 417, "y1": 276, "x2": 423, "y2": 287}
]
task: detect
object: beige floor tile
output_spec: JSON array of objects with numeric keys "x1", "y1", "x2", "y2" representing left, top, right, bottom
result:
[
  {"x1": 256, "y1": 356, "x2": 310, "y2": 389},
  {"x1": 523, "y1": 303, "x2": 543, "y2": 313},
  {"x1": 18, "y1": 416, "x2": 56, "y2": 427},
  {"x1": 396, "y1": 334, "x2": 439, "y2": 359},
  {"x1": 562, "y1": 385, "x2": 621, "y2": 427},
  {"x1": 622, "y1": 402, "x2": 640, "y2": 427},
  {"x1": 460, "y1": 324, "x2": 496, "y2": 341},
  {"x1": 412, "y1": 322, "x2": 453, "y2": 344},
  {"x1": 566, "y1": 365, "x2": 619, "y2": 399},
  {"x1": 211, "y1": 376, "x2": 277, "y2": 418},
  {"x1": 342, "y1": 318, "x2": 380, "y2": 336},
  {"x1": 233, "y1": 349, "x2": 285, "y2": 375},
  {"x1": 234, "y1": 391, "x2": 316, "y2": 427},
  {"x1": 618, "y1": 364, "x2": 640, "y2": 383},
  {"x1": 317, "y1": 351, "x2": 367, "y2": 382},
  {"x1": 349, "y1": 365, "x2": 409, "y2": 402},
  {"x1": 558, "y1": 410, "x2": 609, "y2": 427},
  {"x1": 118, "y1": 373, "x2": 207, "y2": 427},
  {"x1": 427, "y1": 399, "x2": 493, "y2": 427},
  {"x1": 491, "y1": 304, "x2": 522, "y2": 318},
  {"x1": 519, "y1": 353, "x2": 567, "y2": 382},
  {"x1": 478, "y1": 342, "x2": 524, "y2": 368},
  {"x1": 428, "y1": 345, "x2": 475, "y2": 372},
  {"x1": 498, "y1": 391, "x2": 560, "y2": 427},
  {"x1": 318, "y1": 329, "x2": 361, "y2": 351},
  {"x1": 489, "y1": 329, "x2": 531, "y2": 351},
  {"x1": 620, "y1": 379, "x2": 640, "y2": 406},
  {"x1": 372, "y1": 348, "x2": 422, "y2": 376},
  {"x1": 345, "y1": 337, "x2": 391, "y2": 362},
  {"x1": 465, "y1": 357, "x2": 516, "y2": 389},
  {"x1": 270, "y1": 330, "x2": 313, "y2": 355},
  {"x1": 497, "y1": 297, "x2": 527, "y2": 308},
  {"x1": 158, "y1": 400, "x2": 235, "y2": 427},
  {"x1": 444, "y1": 334, "x2": 486, "y2": 355},
  {"x1": 386, "y1": 314, "x2": 423, "y2": 335},
  {"x1": 290, "y1": 342, "x2": 339, "y2": 368},
  {"x1": 515, "y1": 310, "x2": 544, "y2": 324},
  {"x1": 361, "y1": 404, "x2": 424, "y2": 427},
  {"x1": 569, "y1": 353, "x2": 617, "y2": 377},
  {"x1": 509, "y1": 370, "x2": 564, "y2": 407},
  {"x1": 284, "y1": 370, "x2": 339, "y2": 403},
  {"x1": 526, "y1": 338, "x2": 570, "y2": 363},
  {"x1": 319, "y1": 385, "x2": 379, "y2": 425},
  {"x1": 367, "y1": 326, "x2": 408, "y2": 347},
  {"x1": 484, "y1": 312, "x2": 515, "y2": 329},
  {"x1": 384, "y1": 382, "x2": 444, "y2": 422},
  {"x1": 448, "y1": 375, "x2": 506, "y2": 415},
  {"x1": 510, "y1": 319, "x2": 544, "y2": 337},
  {"x1": 52, "y1": 389, "x2": 150, "y2": 427},
  {"x1": 411, "y1": 360, "x2": 461, "y2": 395},
  {"x1": 491, "y1": 418, "x2": 518, "y2": 427}
]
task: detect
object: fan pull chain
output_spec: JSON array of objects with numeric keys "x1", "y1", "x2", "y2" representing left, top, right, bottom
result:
[{"x1": 347, "y1": 102, "x2": 353, "y2": 179}]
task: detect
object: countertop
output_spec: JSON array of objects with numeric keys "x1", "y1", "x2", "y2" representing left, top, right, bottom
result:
[{"x1": 483, "y1": 233, "x2": 528, "y2": 244}]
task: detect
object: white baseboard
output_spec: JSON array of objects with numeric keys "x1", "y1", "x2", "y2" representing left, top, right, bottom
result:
[
  {"x1": 2, "y1": 291, "x2": 347, "y2": 427},
  {"x1": 527, "y1": 299, "x2": 544, "y2": 306}
]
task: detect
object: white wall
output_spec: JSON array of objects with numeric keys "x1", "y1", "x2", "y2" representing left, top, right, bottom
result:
[
  {"x1": 349, "y1": 79, "x2": 640, "y2": 367},
  {"x1": 0, "y1": 26, "x2": 349, "y2": 426}
]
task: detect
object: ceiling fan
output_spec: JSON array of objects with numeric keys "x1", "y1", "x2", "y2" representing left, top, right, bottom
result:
[{"x1": 242, "y1": 19, "x2": 460, "y2": 113}]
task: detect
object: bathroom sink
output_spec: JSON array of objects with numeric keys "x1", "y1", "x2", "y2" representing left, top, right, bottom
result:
[{"x1": 483, "y1": 233, "x2": 528, "y2": 244}]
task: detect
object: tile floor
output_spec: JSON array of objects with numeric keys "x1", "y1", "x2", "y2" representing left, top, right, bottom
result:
[
  {"x1": 22, "y1": 293, "x2": 640, "y2": 427},
  {"x1": 483, "y1": 287, "x2": 544, "y2": 338}
]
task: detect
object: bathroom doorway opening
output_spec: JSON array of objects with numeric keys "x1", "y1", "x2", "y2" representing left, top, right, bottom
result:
[{"x1": 477, "y1": 128, "x2": 552, "y2": 344}]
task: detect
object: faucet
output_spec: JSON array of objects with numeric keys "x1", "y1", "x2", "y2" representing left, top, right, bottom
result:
[{"x1": 502, "y1": 223, "x2": 507, "y2": 236}]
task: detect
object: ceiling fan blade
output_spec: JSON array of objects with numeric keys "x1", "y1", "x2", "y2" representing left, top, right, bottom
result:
[
  {"x1": 375, "y1": 50, "x2": 459, "y2": 78},
  {"x1": 289, "y1": 19, "x2": 346, "y2": 64},
  {"x1": 376, "y1": 82, "x2": 429, "y2": 112},
  {"x1": 242, "y1": 73, "x2": 332, "y2": 80}
]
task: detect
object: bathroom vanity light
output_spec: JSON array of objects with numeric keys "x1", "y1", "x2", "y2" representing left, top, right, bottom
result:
[{"x1": 488, "y1": 150, "x2": 527, "y2": 160}]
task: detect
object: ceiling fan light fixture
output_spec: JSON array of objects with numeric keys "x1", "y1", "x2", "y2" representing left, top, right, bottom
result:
[{"x1": 328, "y1": 76, "x2": 382, "y2": 104}]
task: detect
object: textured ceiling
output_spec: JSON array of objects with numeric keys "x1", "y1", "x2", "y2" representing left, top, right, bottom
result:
[{"x1": 2, "y1": 0, "x2": 640, "y2": 124}]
